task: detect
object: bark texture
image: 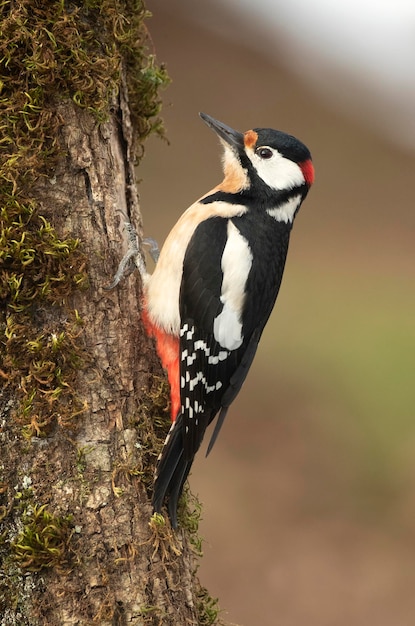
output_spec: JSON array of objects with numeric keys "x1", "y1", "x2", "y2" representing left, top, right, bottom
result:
[
  {"x1": 1, "y1": 86, "x2": 207, "y2": 626},
  {"x1": 0, "y1": 5, "x2": 215, "y2": 623},
  {"x1": 1, "y1": 85, "x2": 203, "y2": 626}
]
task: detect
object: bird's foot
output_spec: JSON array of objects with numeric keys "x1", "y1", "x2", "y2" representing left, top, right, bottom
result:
[{"x1": 105, "y1": 222, "x2": 159, "y2": 289}]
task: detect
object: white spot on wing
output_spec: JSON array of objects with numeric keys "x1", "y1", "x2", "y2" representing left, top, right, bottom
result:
[
  {"x1": 213, "y1": 221, "x2": 252, "y2": 350},
  {"x1": 208, "y1": 355, "x2": 219, "y2": 365},
  {"x1": 180, "y1": 323, "x2": 189, "y2": 336},
  {"x1": 214, "y1": 307, "x2": 243, "y2": 350},
  {"x1": 194, "y1": 340, "x2": 210, "y2": 355},
  {"x1": 189, "y1": 372, "x2": 203, "y2": 391},
  {"x1": 183, "y1": 367, "x2": 225, "y2": 402},
  {"x1": 186, "y1": 353, "x2": 196, "y2": 366}
]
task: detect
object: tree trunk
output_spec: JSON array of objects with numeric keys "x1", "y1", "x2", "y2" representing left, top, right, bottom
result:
[{"x1": 0, "y1": 2, "x2": 221, "y2": 625}]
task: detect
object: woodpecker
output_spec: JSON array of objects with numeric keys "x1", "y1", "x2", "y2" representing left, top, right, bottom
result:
[{"x1": 141, "y1": 113, "x2": 314, "y2": 528}]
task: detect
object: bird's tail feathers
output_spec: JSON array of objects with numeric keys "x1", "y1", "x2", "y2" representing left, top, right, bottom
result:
[
  {"x1": 152, "y1": 414, "x2": 194, "y2": 528},
  {"x1": 206, "y1": 406, "x2": 228, "y2": 456},
  {"x1": 166, "y1": 457, "x2": 193, "y2": 528}
]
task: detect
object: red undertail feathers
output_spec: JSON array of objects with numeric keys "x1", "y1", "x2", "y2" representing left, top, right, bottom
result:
[{"x1": 141, "y1": 301, "x2": 180, "y2": 422}]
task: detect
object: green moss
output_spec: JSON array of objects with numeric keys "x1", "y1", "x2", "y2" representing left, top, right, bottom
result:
[
  {"x1": 0, "y1": 0, "x2": 169, "y2": 191},
  {"x1": 196, "y1": 587, "x2": 221, "y2": 626},
  {"x1": 138, "y1": 604, "x2": 167, "y2": 626},
  {"x1": 178, "y1": 491, "x2": 227, "y2": 624},
  {"x1": 177, "y1": 488, "x2": 203, "y2": 557},
  {"x1": 148, "y1": 511, "x2": 182, "y2": 562},
  {"x1": 0, "y1": 476, "x2": 74, "y2": 578},
  {"x1": 148, "y1": 489, "x2": 226, "y2": 624},
  {"x1": 1, "y1": 310, "x2": 88, "y2": 436},
  {"x1": 111, "y1": 459, "x2": 143, "y2": 497},
  {"x1": 11, "y1": 504, "x2": 74, "y2": 572},
  {"x1": 0, "y1": 1, "x2": 169, "y2": 437},
  {"x1": 0, "y1": 198, "x2": 87, "y2": 311},
  {"x1": 133, "y1": 375, "x2": 171, "y2": 488}
]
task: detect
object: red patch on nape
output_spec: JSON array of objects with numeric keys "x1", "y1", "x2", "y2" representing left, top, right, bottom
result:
[
  {"x1": 141, "y1": 301, "x2": 180, "y2": 422},
  {"x1": 244, "y1": 130, "x2": 258, "y2": 149},
  {"x1": 299, "y1": 159, "x2": 315, "y2": 186}
]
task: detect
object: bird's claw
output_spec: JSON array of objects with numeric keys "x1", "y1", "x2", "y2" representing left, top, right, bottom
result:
[{"x1": 104, "y1": 222, "x2": 157, "y2": 290}]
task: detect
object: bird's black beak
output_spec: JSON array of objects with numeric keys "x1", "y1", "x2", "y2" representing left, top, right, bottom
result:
[{"x1": 199, "y1": 112, "x2": 244, "y2": 152}]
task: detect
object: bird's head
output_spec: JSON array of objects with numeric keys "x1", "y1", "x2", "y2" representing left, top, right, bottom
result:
[{"x1": 199, "y1": 112, "x2": 314, "y2": 196}]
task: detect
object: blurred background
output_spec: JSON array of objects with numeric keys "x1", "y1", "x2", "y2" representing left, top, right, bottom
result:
[{"x1": 139, "y1": 1, "x2": 415, "y2": 624}]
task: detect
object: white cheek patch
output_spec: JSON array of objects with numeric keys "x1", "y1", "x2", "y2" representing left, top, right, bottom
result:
[
  {"x1": 248, "y1": 149, "x2": 305, "y2": 191},
  {"x1": 213, "y1": 221, "x2": 253, "y2": 350},
  {"x1": 267, "y1": 194, "x2": 302, "y2": 224}
]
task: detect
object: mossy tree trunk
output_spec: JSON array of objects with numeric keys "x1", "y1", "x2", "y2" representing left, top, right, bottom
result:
[{"x1": 0, "y1": 2, "x2": 218, "y2": 625}]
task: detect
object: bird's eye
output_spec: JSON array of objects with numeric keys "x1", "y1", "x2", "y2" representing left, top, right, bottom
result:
[{"x1": 256, "y1": 147, "x2": 273, "y2": 159}]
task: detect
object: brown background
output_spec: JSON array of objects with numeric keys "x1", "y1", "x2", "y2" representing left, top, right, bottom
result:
[{"x1": 139, "y1": 3, "x2": 415, "y2": 625}]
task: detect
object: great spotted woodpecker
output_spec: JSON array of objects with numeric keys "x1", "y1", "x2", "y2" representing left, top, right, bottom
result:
[{"x1": 140, "y1": 113, "x2": 314, "y2": 528}]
